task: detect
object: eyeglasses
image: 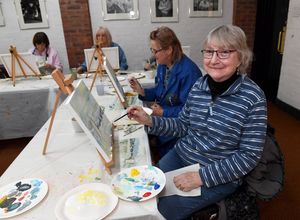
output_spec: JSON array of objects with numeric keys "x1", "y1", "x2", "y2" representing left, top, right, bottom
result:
[
  {"x1": 150, "y1": 48, "x2": 164, "y2": 55},
  {"x1": 201, "y1": 49, "x2": 236, "y2": 59}
]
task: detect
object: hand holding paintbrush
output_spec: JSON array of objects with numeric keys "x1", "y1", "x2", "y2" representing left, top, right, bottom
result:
[{"x1": 114, "y1": 106, "x2": 153, "y2": 124}]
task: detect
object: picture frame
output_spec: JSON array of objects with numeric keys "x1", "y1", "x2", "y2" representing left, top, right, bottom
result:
[
  {"x1": 0, "y1": 3, "x2": 5, "y2": 26},
  {"x1": 64, "y1": 80, "x2": 113, "y2": 163},
  {"x1": 189, "y1": 0, "x2": 222, "y2": 17},
  {"x1": 102, "y1": 0, "x2": 139, "y2": 20},
  {"x1": 0, "y1": 52, "x2": 41, "y2": 77},
  {"x1": 150, "y1": 0, "x2": 178, "y2": 23},
  {"x1": 14, "y1": 0, "x2": 49, "y2": 29},
  {"x1": 84, "y1": 47, "x2": 120, "y2": 72},
  {"x1": 103, "y1": 56, "x2": 127, "y2": 108}
]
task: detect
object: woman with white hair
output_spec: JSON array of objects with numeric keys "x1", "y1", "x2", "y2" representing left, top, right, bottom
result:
[{"x1": 127, "y1": 24, "x2": 267, "y2": 219}]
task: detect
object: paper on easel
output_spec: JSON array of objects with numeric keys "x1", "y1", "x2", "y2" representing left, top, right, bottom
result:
[{"x1": 159, "y1": 163, "x2": 201, "y2": 197}]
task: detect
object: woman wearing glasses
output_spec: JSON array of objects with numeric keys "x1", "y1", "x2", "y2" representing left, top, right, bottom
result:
[
  {"x1": 129, "y1": 26, "x2": 202, "y2": 159},
  {"x1": 128, "y1": 24, "x2": 267, "y2": 219}
]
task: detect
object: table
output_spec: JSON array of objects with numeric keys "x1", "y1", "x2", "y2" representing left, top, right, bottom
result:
[
  {"x1": 0, "y1": 76, "x2": 66, "y2": 140},
  {"x1": 0, "y1": 72, "x2": 154, "y2": 140},
  {"x1": 0, "y1": 78, "x2": 164, "y2": 220}
]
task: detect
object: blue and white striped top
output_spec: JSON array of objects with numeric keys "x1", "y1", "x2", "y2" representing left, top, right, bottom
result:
[{"x1": 149, "y1": 74, "x2": 267, "y2": 188}]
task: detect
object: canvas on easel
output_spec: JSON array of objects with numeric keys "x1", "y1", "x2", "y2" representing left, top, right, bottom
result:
[
  {"x1": 103, "y1": 56, "x2": 127, "y2": 109},
  {"x1": 84, "y1": 47, "x2": 119, "y2": 72},
  {"x1": 64, "y1": 80, "x2": 114, "y2": 166},
  {"x1": 0, "y1": 46, "x2": 41, "y2": 86},
  {"x1": 0, "y1": 52, "x2": 41, "y2": 77}
]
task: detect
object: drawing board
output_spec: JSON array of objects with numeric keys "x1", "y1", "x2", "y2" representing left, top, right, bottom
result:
[
  {"x1": 0, "y1": 52, "x2": 41, "y2": 77},
  {"x1": 84, "y1": 47, "x2": 119, "y2": 72},
  {"x1": 64, "y1": 80, "x2": 113, "y2": 163}
]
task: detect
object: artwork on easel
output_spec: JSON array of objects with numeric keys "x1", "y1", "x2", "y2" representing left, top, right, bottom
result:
[
  {"x1": 64, "y1": 80, "x2": 113, "y2": 163},
  {"x1": 0, "y1": 52, "x2": 41, "y2": 77},
  {"x1": 84, "y1": 47, "x2": 120, "y2": 72},
  {"x1": 103, "y1": 56, "x2": 127, "y2": 108}
]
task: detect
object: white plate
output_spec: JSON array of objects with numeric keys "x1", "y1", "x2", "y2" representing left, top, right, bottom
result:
[
  {"x1": 55, "y1": 183, "x2": 118, "y2": 220},
  {"x1": 0, "y1": 178, "x2": 48, "y2": 219},
  {"x1": 117, "y1": 76, "x2": 125, "y2": 81},
  {"x1": 128, "y1": 72, "x2": 145, "y2": 79},
  {"x1": 111, "y1": 165, "x2": 166, "y2": 202},
  {"x1": 142, "y1": 107, "x2": 153, "y2": 115}
]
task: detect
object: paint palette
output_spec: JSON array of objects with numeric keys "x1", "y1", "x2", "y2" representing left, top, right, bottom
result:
[
  {"x1": 111, "y1": 165, "x2": 166, "y2": 202},
  {"x1": 0, "y1": 178, "x2": 48, "y2": 218},
  {"x1": 55, "y1": 183, "x2": 118, "y2": 220}
]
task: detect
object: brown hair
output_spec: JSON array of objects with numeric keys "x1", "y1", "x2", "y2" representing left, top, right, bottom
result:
[
  {"x1": 150, "y1": 26, "x2": 183, "y2": 63},
  {"x1": 32, "y1": 32, "x2": 49, "y2": 47}
]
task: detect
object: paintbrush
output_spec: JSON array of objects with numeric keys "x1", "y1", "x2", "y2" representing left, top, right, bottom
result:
[{"x1": 113, "y1": 112, "x2": 129, "y2": 122}]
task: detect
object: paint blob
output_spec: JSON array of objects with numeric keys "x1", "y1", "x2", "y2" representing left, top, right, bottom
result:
[{"x1": 111, "y1": 165, "x2": 166, "y2": 202}]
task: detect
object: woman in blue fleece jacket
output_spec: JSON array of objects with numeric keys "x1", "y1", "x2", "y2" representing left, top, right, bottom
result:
[
  {"x1": 129, "y1": 26, "x2": 202, "y2": 157},
  {"x1": 128, "y1": 24, "x2": 267, "y2": 219},
  {"x1": 76, "y1": 26, "x2": 128, "y2": 73}
]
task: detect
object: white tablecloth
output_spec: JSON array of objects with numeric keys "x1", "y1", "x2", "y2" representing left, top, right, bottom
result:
[
  {"x1": 0, "y1": 78, "x2": 164, "y2": 220},
  {"x1": 0, "y1": 77, "x2": 66, "y2": 140},
  {"x1": 0, "y1": 73, "x2": 154, "y2": 140}
]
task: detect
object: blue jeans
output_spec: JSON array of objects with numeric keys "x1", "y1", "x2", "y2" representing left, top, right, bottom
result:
[{"x1": 157, "y1": 149, "x2": 240, "y2": 220}]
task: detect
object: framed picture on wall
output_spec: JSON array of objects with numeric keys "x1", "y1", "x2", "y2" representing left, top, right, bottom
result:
[
  {"x1": 150, "y1": 0, "x2": 178, "y2": 23},
  {"x1": 14, "y1": 0, "x2": 49, "y2": 29},
  {"x1": 189, "y1": 0, "x2": 222, "y2": 17},
  {"x1": 102, "y1": 0, "x2": 139, "y2": 20},
  {"x1": 0, "y1": 3, "x2": 5, "y2": 26}
]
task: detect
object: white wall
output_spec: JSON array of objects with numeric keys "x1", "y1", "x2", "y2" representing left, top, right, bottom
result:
[
  {"x1": 0, "y1": 0, "x2": 69, "y2": 73},
  {"x1": 88, "y1": 0, "x2": 233, "y2": 70},
  {"x1": 277, "y1": 0, "x2": 300, "y2": 110},
  {"x1": 0, "y1": 0, "x2": 233, "y2": 73}
]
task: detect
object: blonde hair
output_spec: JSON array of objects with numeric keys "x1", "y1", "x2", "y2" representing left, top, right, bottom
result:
[
  {"x1": 203, "y1": 24, "x2": 252, "y2": 73},
  {"x1": 95, "y1": 26, "x2": 112, "y2": 47}
]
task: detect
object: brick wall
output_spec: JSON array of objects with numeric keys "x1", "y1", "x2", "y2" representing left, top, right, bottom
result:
[
  {"x1": 59, "y1": 0, "x2": 93, "y2": 68},
  {"x1": 233, "y1": 0, "x2": 257, "y2": 51},
  {"x1": 233, "y1": 0, "x2": 257, "y2": 74}
]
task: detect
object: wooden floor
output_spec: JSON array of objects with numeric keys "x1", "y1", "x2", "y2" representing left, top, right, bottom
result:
[{"x1": 0, "y1": 102, "x2": 299, "y2": 219}]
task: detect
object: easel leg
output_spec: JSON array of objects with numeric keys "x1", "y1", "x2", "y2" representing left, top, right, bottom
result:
[
  {"x1": 42, "y1": 90, "x2": 63, "y2": 155},
  {"x1": 11, "y1": 53, "x2": 15, "y2": 87},
  {"x1": 90, "y1": 69, "x2": 99, "y2": 92},
  {"x1": 96, "y1": 148, "x2": 112, "y2": 175}
]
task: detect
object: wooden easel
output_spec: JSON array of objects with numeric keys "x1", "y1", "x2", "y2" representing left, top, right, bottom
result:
[
  {"x1": 42, "y1": 69, "x2": 74, "y2": 155},
  {"x1": 87, "y1": 40, "x2": 105, "y2": 92},
  {"x1": 42, "y1": 71, "x2": 115, "y2": 175},
  {"x1": 9, "y1": 46, "x2": 41, "y2": 86}
]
